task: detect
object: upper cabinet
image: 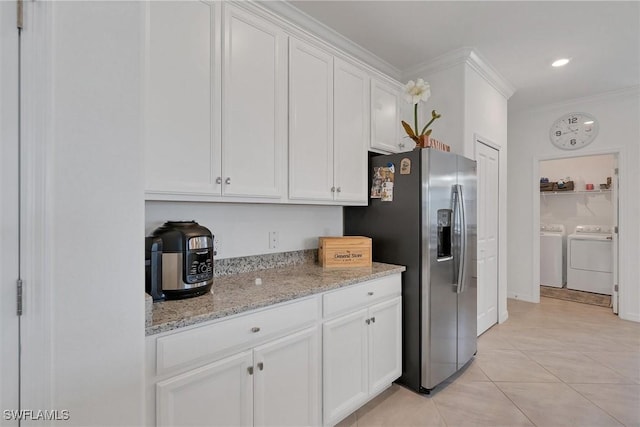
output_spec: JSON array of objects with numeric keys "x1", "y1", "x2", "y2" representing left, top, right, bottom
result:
[
  {"x1": 144, "y1": 1, "x2": 220, "y2": 197},
  {"x1": 144, "y1": 2, "x2": 405, "y2": 205},
  {"x1": 333, "y1": 59, "x2": 369, "y2": 204},
  {"x1": 371, "y1": 78, "x2": 409, "y2": 153},
  {"x1": 144, "y1": 3, "x2": 286, "y2": 202},
  {"x1": 288, "y1": 38, "x2": 334, "y2": 202},
  {"x1": 222, "y1": 6, "x2": 287, "y2": 199},
  {"x1": 289, "y1": 39, "x2": 368, "y2": 205}
]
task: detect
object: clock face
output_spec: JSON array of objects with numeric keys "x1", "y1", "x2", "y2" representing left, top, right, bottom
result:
[{"x1": 549, "y1": 112, "x2": 599, "y2": 150}]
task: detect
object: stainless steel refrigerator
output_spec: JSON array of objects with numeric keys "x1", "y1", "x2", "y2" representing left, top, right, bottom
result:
[{"x1": 344, "y1": 148, "x2": 476, "y2": 393}]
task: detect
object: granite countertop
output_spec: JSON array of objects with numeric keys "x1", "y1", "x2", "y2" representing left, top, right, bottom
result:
[{"x1": 146, "y1": 262, "x2": 405, "y2": 336}]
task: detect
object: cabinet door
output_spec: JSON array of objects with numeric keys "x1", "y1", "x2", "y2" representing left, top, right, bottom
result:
[
  {"x1": 222, "y1": 5, "x2": 286, "y2": 199},
  {"x1": 333, "y1": 59, "x2": 368, "y2": 204},
  {"x1": 253, "y1": 326, "x2": 320, "y2": 427},
  {"x1": 144, "y1": 1, "x2": 221, "y2": 196},
  {"x1": 368, "y1": 297, "x2": 402, "y2": 395},
  {"x1": 156, "y1": 350, "x2": 253, "y2": 427},
  {"x1": 322, "y1": 309, "x2": 369, "y2": 425},
  {"x1": 370, "y1": 78, "x2": 403, "y2": 153},
  {"x1": 288, "y1": 38, "x2": 334, "y2": 201}
]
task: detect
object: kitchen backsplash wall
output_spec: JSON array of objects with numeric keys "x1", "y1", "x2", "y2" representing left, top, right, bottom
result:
[{"x1": 145, "y1": 202, "x2": 343, "y2": 259}]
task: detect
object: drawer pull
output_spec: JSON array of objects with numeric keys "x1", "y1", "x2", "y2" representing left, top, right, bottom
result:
[
  {"x1": 371, "y1": 317, "x2": 376, "y2": 323},
  {"x1": 368, "y1": 292, "x2": 374, "y2": 296},
  {"x1": 257, "y1": 362, "x2": 264, "y2": 371},
  {"x1": 251, "y1": 327, "x2": 261, "y2": 333},
  {"x1": 365, "y1": 319, "x2": 371, "y2": 325},
  {"x1": 248, "y1": 366, "x2": 254, "y2": 375}
]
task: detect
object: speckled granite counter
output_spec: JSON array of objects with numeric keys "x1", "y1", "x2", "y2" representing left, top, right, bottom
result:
[{"x1": 146, "y1": 261, "x2": 405, "y2": 336}]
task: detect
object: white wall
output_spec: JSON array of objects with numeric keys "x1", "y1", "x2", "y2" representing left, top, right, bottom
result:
[
  {"x1": 464, "y1": 65, "x2": 509, "y2": 323},
  {"x1": 540, "y1": 154, "x2": 616, "y2": 191},
  {"x1": 508, "y1": 87, "x2": 640, "y2": 322},
  {"x1": 47, "y1": 2, "x2": 145, "y2": 424},
  {"x1": 540, "y1": 154, "x2": 614, "y2": 236},
  {"x1": 146, "y1": 202, "x2": 343, "y2": 259}
]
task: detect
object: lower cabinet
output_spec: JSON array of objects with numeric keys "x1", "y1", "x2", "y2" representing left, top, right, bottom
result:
[
  {"x1": 146, "y1": 274, "x2": 402, "y2": 427},
  {"x1": 155, "y1": 326, "x2": 319, "y2": 427},
  {"x1": 322, "y1": 278, "x2": 402, "y2": 426},
  {"x1": 156, "y1": 350, "x2": 253, "y2": 427}
]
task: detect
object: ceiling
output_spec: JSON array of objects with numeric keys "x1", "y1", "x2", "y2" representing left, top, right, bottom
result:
[{"x1": 288, "y1": 1, "x2": 640, "y2": 112}]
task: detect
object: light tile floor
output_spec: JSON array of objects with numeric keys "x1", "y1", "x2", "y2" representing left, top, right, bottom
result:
[{"x1": 336, "y1": 297, "x2": 640, "y2": 427}]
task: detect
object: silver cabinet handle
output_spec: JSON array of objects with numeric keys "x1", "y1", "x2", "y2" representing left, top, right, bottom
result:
[
  {"x1": 247, "y1": 366, "x2": 254, "y2": 375},
  {"x1": 365, "y1": 319, "x2": 371, "y2": 325},
  {"x1": 371, "y1": 317, "x2": 375, "y2": 323},
  {"x1": 225, "y1": 177, "x2": 231, "y2": 185},
  {"x1": 251, "y1": 327, "x2": 260, "y2": 333},
  {"x1": 215, "y1": 177, "x2": 222, "y2": 184},
  {"x1": 331, "y1": 186, "x2": 335, "y2": 192},
  {"x1": 336, "y1": 187, "x2": 341, "y2": 193},
  {"x1": 257, "y1": 362, "x2": 264, "y2": 371},
  {"x1": 368, "y1": 291, "x2": 374, "y2": 296}
]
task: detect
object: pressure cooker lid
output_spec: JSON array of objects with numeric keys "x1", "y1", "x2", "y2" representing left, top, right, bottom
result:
[{"x1": 150, "y1": 220, "x2": 214, "y2": 252}]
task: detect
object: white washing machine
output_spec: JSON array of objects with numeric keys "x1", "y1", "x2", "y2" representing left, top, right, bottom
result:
[
  {"x1": 567, "y1": 225, "x2": 613, "y2": 295},
  {"x1": 540, "y1": 224, "x2": 565, "y2": 288}
]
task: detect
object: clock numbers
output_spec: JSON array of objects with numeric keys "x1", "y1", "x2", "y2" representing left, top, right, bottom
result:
[
  {"x1": 570, "y1": 139, "x2": 577, "y2": 145},
  {"x1": 568, "y1": 117, "x2": 578, "y2": 124},
  {"x1": 555, "y1": 130, "x2": 561, "y2": 136}
]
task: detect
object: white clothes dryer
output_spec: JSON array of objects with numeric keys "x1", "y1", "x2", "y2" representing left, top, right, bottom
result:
[
  {"x1": 567, "y1": 225, "x2": 613, "y2": 295},
  {"x1": 540, "y1": 224, "x2": 565, "y2": 288}
]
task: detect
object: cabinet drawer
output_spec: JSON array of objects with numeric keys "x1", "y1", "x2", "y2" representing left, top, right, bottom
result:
[
  {"x1": 156, "y1": 297, "x2": 319, "y2": 376},
  {"x1": 323, "y1": 274, "x2": 401, "y2": 318}
]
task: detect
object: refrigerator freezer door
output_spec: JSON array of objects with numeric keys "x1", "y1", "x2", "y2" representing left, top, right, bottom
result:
[
  {"x1": 457, "y1": 155, "x2": 477, "y2": 369},
  {"x1": 421, "y1": 149, "x2": 458, "y2": 389}
]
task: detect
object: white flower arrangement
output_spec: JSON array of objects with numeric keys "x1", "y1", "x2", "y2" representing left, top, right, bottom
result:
[{"x1": 401, "y1": 78, "x2": 441, "y2": 147}]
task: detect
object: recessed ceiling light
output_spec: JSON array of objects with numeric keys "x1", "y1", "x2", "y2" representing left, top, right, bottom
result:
[{"x1": 552, "y1": 58, "x2": 570, "y2": 67}]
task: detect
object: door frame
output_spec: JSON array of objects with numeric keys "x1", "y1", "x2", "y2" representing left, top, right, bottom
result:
[
  {"x1": 532, "y1": 147, "x2": 624, "y2": 312},
  {"x1": 473, "y1": 134, "x2": 505, "y2": 328}
]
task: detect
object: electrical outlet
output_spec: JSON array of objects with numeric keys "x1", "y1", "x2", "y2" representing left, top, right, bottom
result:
[
  {"x1": 269, "y1": 231, "x2": 278, "y2": 249},
  {"x1": 214, "y1": 237, "x2": 221, "y2": 256}
]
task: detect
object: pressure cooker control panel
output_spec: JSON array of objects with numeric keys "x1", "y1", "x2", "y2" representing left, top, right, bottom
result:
[{"x1": 185, "y1": 248, "x2": 214, "y2": 284}]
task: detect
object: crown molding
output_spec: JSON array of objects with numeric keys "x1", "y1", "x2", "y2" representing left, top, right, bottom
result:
[
  {"x1": 511, "y1": 85, "x2": 640, "y2": 115},
  {"x1": 258, "y1": 1, "x2": 402, "y2": 80},
  {"x1": 403, "y1": 47, "x2": 516, "y2": 100}
]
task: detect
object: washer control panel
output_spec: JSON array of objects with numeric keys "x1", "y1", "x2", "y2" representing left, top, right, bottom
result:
[{"x1": 575, "y1": 225, "x2": 612, "y2": 234}]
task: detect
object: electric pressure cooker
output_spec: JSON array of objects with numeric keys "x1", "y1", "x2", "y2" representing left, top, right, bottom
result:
[{"x1": 145, "y1": 221, "x2": 214, "y2": 301}]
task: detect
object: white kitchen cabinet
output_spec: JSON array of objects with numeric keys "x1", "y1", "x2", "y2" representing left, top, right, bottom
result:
[
  {"x1": 254, "y1": 327, "x2": 320, "y2": 426},
  {"x1": 147, "y1": 297, "x2": 321, "y2": 427},
  {"x1": 333, "y1": 58, "x2": 369, "y2": 204},
  {"x1": 322, "y1": 276, "x2": 402, "y2": 426},
  {"x1": 144, "y1": 1, "x2": 220, "y2": 197},
  {"x1": 288, "y1": 37, "x2": 334, "y2": 201},
  {"x1": 156, "y1": 350, "x2": 253, "y2": 427},
  {"x1": 144, "y1": 3, "x2": 286, "y2": 201},
  {"x1": 222, "y1": 5, "x2": 287, "y2": 199},
  {"x1": 371, "y1": 77, "x2": 409, "y2": 153},
  {"x1": 289, "y1": 39, "x2": 368, "y2": 205}
]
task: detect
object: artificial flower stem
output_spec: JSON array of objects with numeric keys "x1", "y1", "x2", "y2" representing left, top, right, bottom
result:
[
  {"x1": 414, "y1": 104, "x2": 418, "y2": 135},
  {"x1": 420, "y1": 117, "x2": 437, "y2": 136}
]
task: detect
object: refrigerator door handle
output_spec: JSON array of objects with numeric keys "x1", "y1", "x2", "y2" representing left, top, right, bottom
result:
[{"x1": 454, "y1": 184, "x2": 466, "y2": 294}]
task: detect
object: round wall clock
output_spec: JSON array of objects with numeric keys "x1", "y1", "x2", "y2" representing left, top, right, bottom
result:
[{"x1": 549, "y1": 112, "x2": 599, "y2": 150}]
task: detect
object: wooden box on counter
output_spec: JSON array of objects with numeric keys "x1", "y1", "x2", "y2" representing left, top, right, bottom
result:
[{"x1": 318, "y1": 236, "x2": 372, "y2": 268}]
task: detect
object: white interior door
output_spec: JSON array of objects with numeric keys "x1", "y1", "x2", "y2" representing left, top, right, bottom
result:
[
  {"x1": 612, "y1": 163, "x2": 619, "y2": 314},
  {"x1": 0, "y1": 2, "x2": 21, "y2": 421},
  {"x1": 476, "y1": 141, "x2": 499, "y2": 335}
]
